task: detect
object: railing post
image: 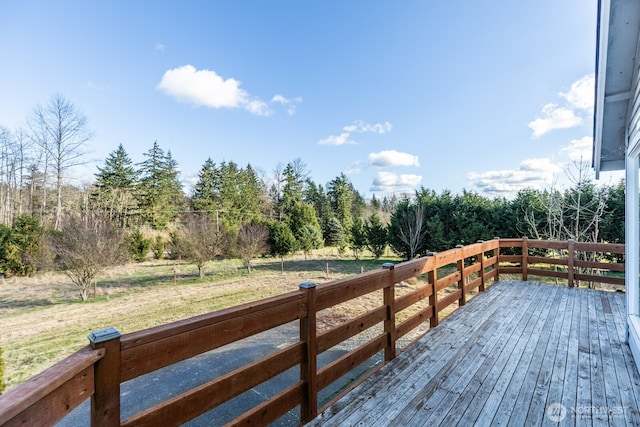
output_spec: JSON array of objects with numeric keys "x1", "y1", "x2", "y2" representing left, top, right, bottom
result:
[
  {"x1": 427, "y1": 252, "x2": 439, "y2": 327},
  {"x1": 382, "y1": 262, "x2": 397, "y2": 361},
  {"x1": 88, "y1": 327, "x2": 121, "y2": 427},
  {"x1": 494, "y1": 237, "x2": 500, "y2": 282},
  {"x1": 478, "y1": 240, "x2": 486, "y2": 291},
  {"x1": 455, "y1": 245, "x2": 466, "y2": 306},
  {"x1": 567, "y1": 239, "x2": 575, "y2": 287},
  {"x1": 299, "y1": 281, "x2": 318, "y2": 422},
  {"x1": 522, "y1": 237, "x2": 528, "y2": 281}
]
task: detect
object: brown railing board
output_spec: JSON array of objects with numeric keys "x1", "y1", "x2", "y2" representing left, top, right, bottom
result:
[
  {"x1": 120, "y1": 295, "x2": 305, "y2": 381},
  {"x1": 528, "y1": 256, "x2": 568, "y2": 266},
  {"x1": 122, "y1": 343, "x2": 304, "y2": 427},
  {"x1": 574, "y1": 273, "x2": 625, "y2": 286},
  {"x1": 317, "y1": 307, "x2": 386, "y2": 354},
  {"x1": 225, "y1": 382, "x2": 305, "y2": 427},
  {"x1": 527, "y1": 268, "x2": 569, "y2": 280},
  {"x1": 436, "y1": 271, "x2": 461, "y2": 292},
  {"x1": 316, "y1": 334, "x2": 386, "y2": 390},
  {"x1": 396, "y1": 305, "x2": 435, "y2": 340},
  {"x1": 574, "y1": 259, "x2": 625, "y2": 272},
  {"x1": 315, "y1": 269, "x2": 388, "y2": 311},
  {"x1": 393, "y1": 257, "x2": 435, "y2": 282},
  {"x1": 437, "y1": 290, "x2": 462, "y2": 311},
  {"x1": 0, "y1": 346, "x2": 103, "y2": 427},
  {"x1": 395, "y1": 283, "x2": 433, "y2": 312}
]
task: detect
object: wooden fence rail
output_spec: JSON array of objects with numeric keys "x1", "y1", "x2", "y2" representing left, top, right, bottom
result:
[{"x1": 0, "y1": 238, "x2": 625, "y2": 427}]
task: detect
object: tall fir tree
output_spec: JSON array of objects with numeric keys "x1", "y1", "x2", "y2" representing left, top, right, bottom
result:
[
  {"x1": 92, "y1": 144, "x2": 138, "y2": 226},
  {"x1": 137, "y1": 141, "x2": 184, "y2": 229}
]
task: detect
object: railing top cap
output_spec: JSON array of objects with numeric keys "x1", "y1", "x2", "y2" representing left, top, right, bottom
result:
[
  {"x1": 299, "y1": 281, "x2": 317, "y2": 289},
  {"x1": 88, "y1": 327, "x2": 121, "y2": 344}
]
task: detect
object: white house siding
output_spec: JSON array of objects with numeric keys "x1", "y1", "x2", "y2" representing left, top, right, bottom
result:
[{"x1": 626, "y1": 32, "x2": 640, "y2": 372}]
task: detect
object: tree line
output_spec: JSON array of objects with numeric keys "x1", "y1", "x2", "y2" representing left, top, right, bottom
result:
[{"x1": 0, "y1": 94, "x2": 626, "y2": 301}]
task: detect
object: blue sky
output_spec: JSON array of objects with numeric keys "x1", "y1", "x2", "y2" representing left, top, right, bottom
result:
[{"x1": 0, "y1": 0, "x2": 619, "y2": 200}]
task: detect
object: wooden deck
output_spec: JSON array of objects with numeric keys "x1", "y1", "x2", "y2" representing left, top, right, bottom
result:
[{"x1": 308, "y1": 280, "x2": 640, "y2": 426}]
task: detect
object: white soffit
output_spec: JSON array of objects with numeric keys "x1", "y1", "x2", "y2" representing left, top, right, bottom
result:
[{"x1": 593, "y1": 0, "x2": 640, "y2": 177}]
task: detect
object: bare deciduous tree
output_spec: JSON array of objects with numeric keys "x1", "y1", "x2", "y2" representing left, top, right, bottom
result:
[
  {"x1": 28, "y1": 93, "x2": 92, "y2": 229},
  {"x1": 171, "y1": 213, "x2": 226, "y2": 278},
  {"x1": 398, "y1": 202, "x2": 427, "y2": 259},
  {"x1": 49, "y1": 213, "x2": 127, "y2": 301},
  {"x1": 236, "y1": 222, "x2": 269, "y2": 272}
]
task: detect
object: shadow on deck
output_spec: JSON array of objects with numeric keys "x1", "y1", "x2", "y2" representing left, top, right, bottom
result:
[{"x1": 308, "y1": 281, "x2": 640, "y2": 426}]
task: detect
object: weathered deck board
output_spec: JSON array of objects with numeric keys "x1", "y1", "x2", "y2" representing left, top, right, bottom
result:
[{"x1": 307, "y1": 281, "x2": 640, "y2": 426}]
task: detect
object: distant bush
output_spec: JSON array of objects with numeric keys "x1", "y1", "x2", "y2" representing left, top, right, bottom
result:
[
  {"x1": 126, "y1": 228, "x2": 150, "y2": 262},
  {"x1": 151, "y1": 235, "x2": 164, "y2": 260}
]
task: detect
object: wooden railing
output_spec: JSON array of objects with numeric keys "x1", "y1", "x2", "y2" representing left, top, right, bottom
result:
[{"x1": 0, "y1": 238, "x2": 625, "y2": 427}]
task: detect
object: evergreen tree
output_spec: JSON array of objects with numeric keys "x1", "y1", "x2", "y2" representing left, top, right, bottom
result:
[
  {"x1": 365, "y1": 213, "x2": 388, "y2": 259},
  {"x1": 0, "y1": 214, "x2": 43, "y2": 276},
  {"x1": 267, "y1": 220, "x2": 297, "y2": 268},
  {"x1": 327, "y1": 173, "x2": 355, "y2": 241},
  {"x1": 137, "y1": 142, "x2": 184, "y2": 228},
  {"x1": 324, "y1": 216, "x2": 346, "y2": 250},
  {"x1": 601, "y1": 180, "x2": 625, "y2": 245},
  {"x1": 92, "y1": 144, "x2": 138, "y2": 226},
  {"x1": 297, "y1": 224, "x2": 323, "y2": 260},
  {"x1": 279, "y1": 162, "x2": 305, "y2": 220},
  {"x1": 304, "y1": 179, "x2": 332, "y2": 232},
  {"x1": 349, "y1": 216, "x2": 367, "y2": 259},
  {"x1": 191, "y1": 158, "x2": 218, "y2": 213}
]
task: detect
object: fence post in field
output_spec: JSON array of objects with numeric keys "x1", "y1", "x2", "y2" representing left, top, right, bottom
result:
[
  {"x1": 299, "y1": 281, "x2": 318, "y2": 422},
  {"x1": 567, "y1": 239, "x2": 575, "y2": 287},
  {"x1": 455, "y1": 245, "x2": 466, "y2": 306},
  {"x1": 478, "y1": 240, "x2": 486, "y2": 291},
  {"x1": 88, "y1": 327, "x2": 121, "y2": 427},
  {"x1": 426, "y1": 252, "x2": 439, "y2": 327},
  {"x1": 382, "y1": 262, "x2": 397, "y2": 361},
  {"x1": 522, "y1": 237, "x2": 529, "y2": 281}
]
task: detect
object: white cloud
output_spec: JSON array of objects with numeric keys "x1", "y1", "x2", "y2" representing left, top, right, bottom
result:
[
  {"x1": 370, "y1": 171, "x2": 422, "y2": 193},
  {"x1": 560, "y1": 136, "x2": 592, "y2": 163},
  {"x1": 271, "y1": 94, "x2": 302, "y2": 115},
  {"x1": 318, "y1": 132, "x2": 356, "y2": 146},
  {"x1": 527, "y1": 74, "x2": 594, "y2": 138},
  {"x1": 560, "y1": 74, "x2": 594, "y2": 112},
  {"x1": 369, "y1": 150, "x2": 419, "y2": 167},
  {"x1": 155, "y1": 43, "x2": 166, "y2": 52},
  {"x1": 157, "y1": 65, "x2": 272, "y2": 116},
  {"x1": 318, "y1": 120, "x2": 392, "y2": 146},
  {"x1": 468, "y1": 158, "x2": 561, "y2": 195},
  {"x1": 527, "y1": 103, "x2": 582, "y2": 138},
  {"x1": 343, "y1": 120, "x2": 392, "y2": 134}
]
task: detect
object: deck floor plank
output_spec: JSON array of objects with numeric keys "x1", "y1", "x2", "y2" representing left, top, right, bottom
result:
[
  {"x1": 307, "y1": 281, "x2": 640, "y2": 427},
  {"x1": 607, "y1": 290, "x2": 640, "y2": 425},
  {"x1": 399, "y1": 282, "x2": 544, "y2": 426},
  {"x1": 515, "y1": 284, "x2": 570, "y2": 426},
  {"x1": 316, "y1": 283, "x2": 509, "y2": 426},
  {"x1": 457, "y1": 283, "x2": 556, "y2": 426}
]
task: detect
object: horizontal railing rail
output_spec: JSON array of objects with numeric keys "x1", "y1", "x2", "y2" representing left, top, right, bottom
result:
[{"x1": 0, "y1": 238, "x2": 625, "y2": 427}]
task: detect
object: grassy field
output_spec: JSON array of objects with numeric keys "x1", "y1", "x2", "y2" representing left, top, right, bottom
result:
[{"x1": 0, "y1": 252, "x2": 399, "y2": 390}]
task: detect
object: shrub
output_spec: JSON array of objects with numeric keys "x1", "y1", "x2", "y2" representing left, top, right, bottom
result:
[
  {"x1": 126, "y1": 228, "x2": 151, "y2": 262},
  {"x1": 151, "y1": 235, "x2": 165, "y2": 260}
]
